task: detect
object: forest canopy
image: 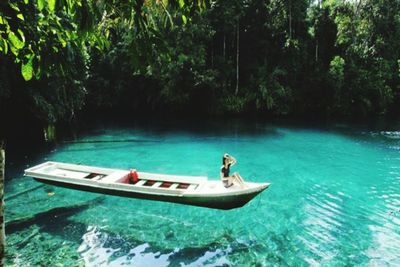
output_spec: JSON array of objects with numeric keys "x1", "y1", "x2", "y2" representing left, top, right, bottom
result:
[{"x1": 1, "y1": 0, "x2": 400, "y2": 135}]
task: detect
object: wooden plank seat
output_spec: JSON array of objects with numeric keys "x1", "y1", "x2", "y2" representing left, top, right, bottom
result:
[
  {"x1": 134, "y1": 180, "x2": 196, "y2": 190},
  {"x1": 169, "y1": 183, "x2": 179, "y2": 189},
  {"x1": 152, "y1": 181, "x2": 162, "y2": 188},
  {"x1": 134, "y1": 179, "x2": 147, "y2": 186}
]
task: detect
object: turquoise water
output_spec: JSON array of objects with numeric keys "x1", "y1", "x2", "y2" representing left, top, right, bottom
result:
[{"x1": 5, "y1": 120, "x2": 400, "y2": 266}]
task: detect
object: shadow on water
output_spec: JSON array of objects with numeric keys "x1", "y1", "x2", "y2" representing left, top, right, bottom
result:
[
  {"x1": 62, "y1": 139, "x2": 162, "y2": 144},
  {"x1": 5, "y1": 197, "x2": 105, "y2": 234},
  {"x1": 73, "y1": 116, "x2": 284, "y2": 139},
  {"x1": 57, "y1": 143, "x2": 155, "y2": 153}
]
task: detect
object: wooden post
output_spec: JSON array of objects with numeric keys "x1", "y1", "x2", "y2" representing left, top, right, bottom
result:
[
  {"x1": 235, "y1": 19, "x2": 239, "y2": 95},
  {"x1": 0, "y1": 147, "x2": 4, "y2": 265},
  {"x1": 288, "y1": 0, "x2": 292, "y2": 40}
]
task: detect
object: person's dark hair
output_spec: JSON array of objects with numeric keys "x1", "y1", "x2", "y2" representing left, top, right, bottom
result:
[{"x1": 222, "y1": 155, "x2": 229, "y2": 165}]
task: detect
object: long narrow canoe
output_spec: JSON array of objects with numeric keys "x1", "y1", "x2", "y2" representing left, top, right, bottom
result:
[{"x1": 24, "y1": 161, "x2": 270, "y2": 210}]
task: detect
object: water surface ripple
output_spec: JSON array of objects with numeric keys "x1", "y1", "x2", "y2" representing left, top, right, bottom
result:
[{"x1": 5, "y1": 122, "x2": 400, "y2": 266}]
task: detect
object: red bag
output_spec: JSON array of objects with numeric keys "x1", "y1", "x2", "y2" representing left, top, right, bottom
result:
[{"x1": 129, "y1": 169, "x2": 139, "y2": 183}]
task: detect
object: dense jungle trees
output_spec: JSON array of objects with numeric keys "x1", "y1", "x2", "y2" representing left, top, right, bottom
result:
[{"x1": 1, "y1": 0, "x2": 400, "y2": 139}]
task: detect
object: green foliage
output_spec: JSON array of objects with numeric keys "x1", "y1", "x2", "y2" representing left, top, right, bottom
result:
[
  {"x1": 251, "y1": 66, "x2": 291, "y2": 114},
  {"x1": 2, "y1": 0, "x2": 400, "y2": 131},
  {"x1": 48, "y1": 0, "x2": 56, "y2": 12},
  {"x1": 150, "y1": 15, "x2": 217, "y2": 112},
  {"x1": 0, "y1": 0, "x2": 104, "y2": 126},
  {"x1": 37, "y1": 0, "x2": 45, "y2": 12},
  {"x1": 21, "y1": 53, "x2": 34, "y2": 81},
  {"x1": 329, "y1": 56, "x2": 345, "y2": 84}
]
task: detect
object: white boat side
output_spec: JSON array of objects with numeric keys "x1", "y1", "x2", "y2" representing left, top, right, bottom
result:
[{"x1": 24, "y1": 161, "x2": 271, "y2": 210}]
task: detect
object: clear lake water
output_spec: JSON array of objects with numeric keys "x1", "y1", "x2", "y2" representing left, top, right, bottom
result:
[{"x1": 4, "y1": 118, "x2": 400, "y2": 266}]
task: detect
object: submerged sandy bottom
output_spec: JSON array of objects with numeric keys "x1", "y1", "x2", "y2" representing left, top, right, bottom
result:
[{"x1": 5, "y1": 121, "x2": 400, "y2": 266}]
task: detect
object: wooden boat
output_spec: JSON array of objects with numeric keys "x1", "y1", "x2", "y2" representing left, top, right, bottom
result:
[{"x1": 24, "y1": 161, "x2": 270, "y2": 210}]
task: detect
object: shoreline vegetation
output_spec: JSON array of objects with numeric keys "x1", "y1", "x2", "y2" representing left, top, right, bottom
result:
[{"x1": 1, "y1": 0, "x2": 400, "y2": 143}]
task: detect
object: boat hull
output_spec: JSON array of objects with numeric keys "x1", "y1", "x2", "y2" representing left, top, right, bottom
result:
[{"x1": 34, "y1": 177, "x2": 264, "y2": 210}]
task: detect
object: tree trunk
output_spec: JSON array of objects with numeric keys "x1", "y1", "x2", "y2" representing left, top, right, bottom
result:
[
  {"x1": 211, "y1": 41, "x2": 214, "y2": 68},
  {"x1": 289, "y1": 0, "x2": 292, "y2": 40},
  {"x1": 235, "y1": 20, "x2": 239, "y2": 95},
  {"x1": 0, "y1": 147, "x2": 5, "y2": 265},
  {"x1": 352, "y1": 0, "x2": 362, "y2": 44},
  {"x1": 223, "y1": 33, "x2": 226, "y2": 60}
]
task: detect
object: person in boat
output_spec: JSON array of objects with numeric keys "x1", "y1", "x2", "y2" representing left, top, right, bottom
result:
[{"x1": 220, "y1": 153, "x2": 246, "y2": 188}]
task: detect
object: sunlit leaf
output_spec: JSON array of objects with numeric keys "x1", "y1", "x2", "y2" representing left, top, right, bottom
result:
[
  {"x1": 1, "y1": 39, "x2": 7, "y2": 54},
  {"x1": 10, "y1": 46, "x2": 18, "y2": 56},
  {"x1": 58, "y1": 34, "x2": 67, "y2": 47},
  {"x1": 197, "y1": 0, "x2": 203, "y2": 12},
  {"x1": 66, "y1": 0, "x2": 74, "y2": 12},
  {"x1": 37, "y1": 0, "x2": 46, "y2": 11},
  {"x1": 21, "y1": 55, "x2": 34, "y2": 81},
  {"x1": 9, "y1": 3, "x2": 20, "y2": 12},
  {"x1": 179, "y1": 0, "x2": 185, "y2": 8},
  {"x1": 17, "y1": 29, "x2": 25, "y2": 42},
  {"x1": 24, "y1": 0, "x2": 29, "y2": 4},
  {"x1": 17, "y1": 13, "x2": 25, "y2": 21},
  {"x1": 182, "y1": 15, "x2": 187, "y2": 24},
  {"x1": 48, "y1": 0, "x2": 56, "y2": 12},
  {"x1": 8, "y1": 31, "x2": 24, "y2": 50}
]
